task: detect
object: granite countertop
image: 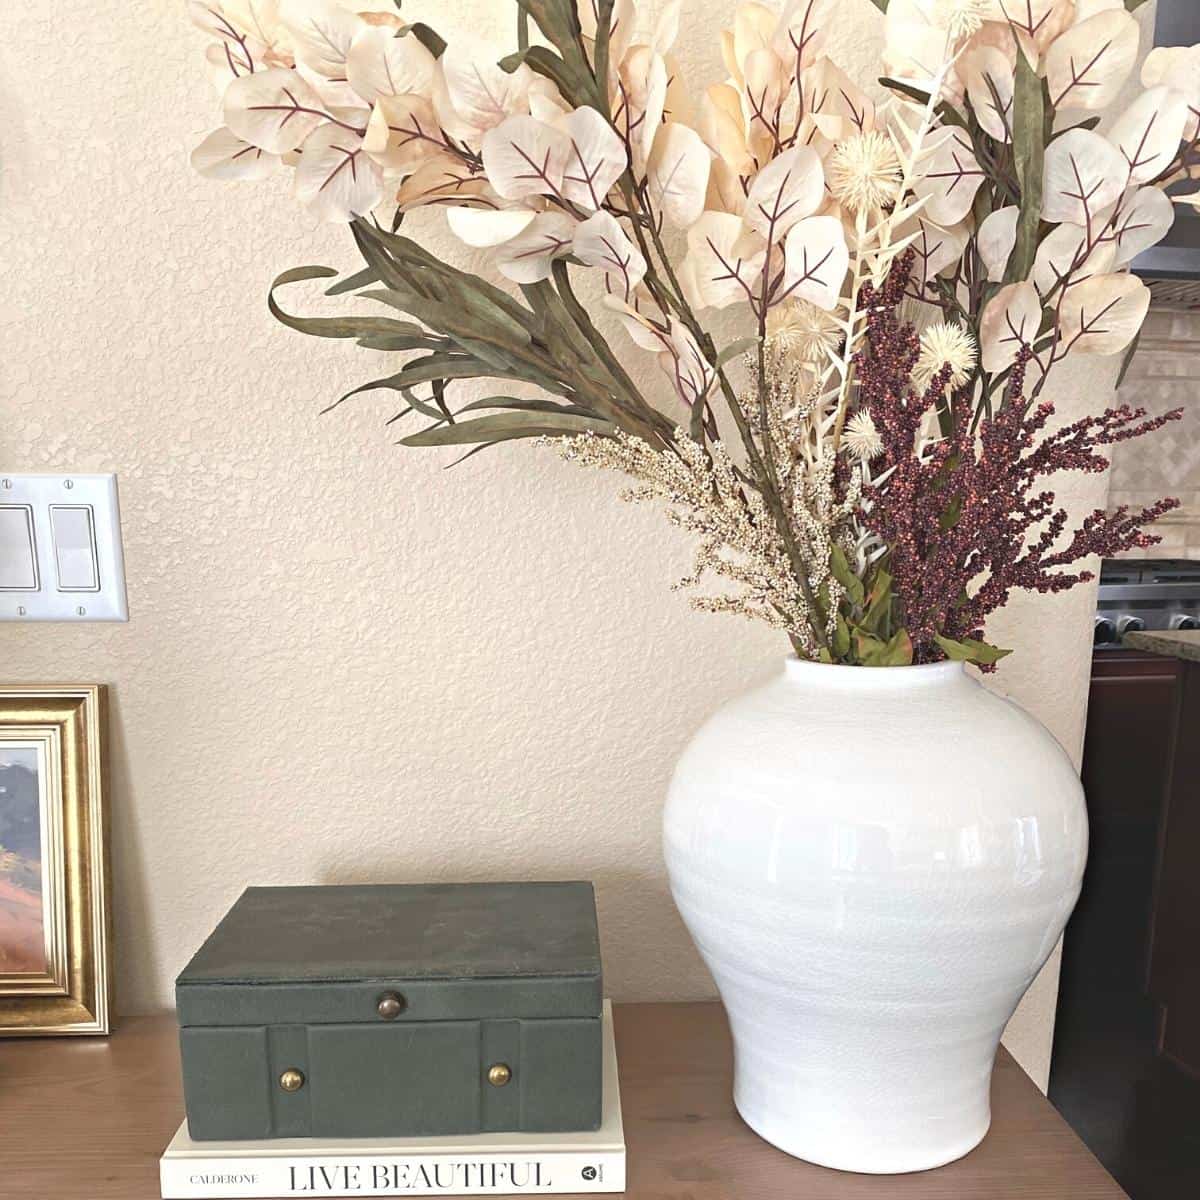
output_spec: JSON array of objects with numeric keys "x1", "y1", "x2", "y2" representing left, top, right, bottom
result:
[{"x1": 1123, "y1": 629, "x2": 1200, "y2": 663}]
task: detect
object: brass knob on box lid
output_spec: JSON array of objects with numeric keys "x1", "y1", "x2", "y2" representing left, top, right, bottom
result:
[
  {"x1": 487, "y1": 1063, "x2": 512, "y2": 1087},
  {"x1": 279, "y1": 1068, "x2": 305, "y2": 1093},
  {"x1": 377, "y1": 992, "x2": 406, "y2": 1020}
]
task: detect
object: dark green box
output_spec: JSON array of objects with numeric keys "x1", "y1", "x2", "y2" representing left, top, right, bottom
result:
[{"x1": 175, "y1": 882, "x2": 603, "y2": 1141}]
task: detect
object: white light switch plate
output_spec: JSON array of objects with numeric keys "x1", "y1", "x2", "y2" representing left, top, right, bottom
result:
[{"x1": 0, "y1": 473, "x2": 129, "y2": 622}]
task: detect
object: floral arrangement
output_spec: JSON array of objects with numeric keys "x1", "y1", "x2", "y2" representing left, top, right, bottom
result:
[{"x1": 188, "y1": 0, "x2": 1193, "y2": 667}]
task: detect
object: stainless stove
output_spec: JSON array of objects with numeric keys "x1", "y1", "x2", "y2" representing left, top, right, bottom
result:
[{"x1": 1095, "y1": 559, "x2": 1200, "y2": 646}]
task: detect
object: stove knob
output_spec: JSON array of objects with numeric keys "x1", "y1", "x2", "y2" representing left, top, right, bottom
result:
[
  {"x1": 1094, "y1": 617, "x2": 1117, "y2": 645},
  {"x1": 1117, "y1": 615, "x2": 1146, "y2": 637},
  {"x1": 1170, "y1": 614, "x2": 1200, "y2": 631}
]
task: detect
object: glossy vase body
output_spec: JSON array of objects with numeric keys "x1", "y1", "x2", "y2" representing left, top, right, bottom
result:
[{"x1": 663, "y1": 659, "x2": 1088, "y2": 1174}]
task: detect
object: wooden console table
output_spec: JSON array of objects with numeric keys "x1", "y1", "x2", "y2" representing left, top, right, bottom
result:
[{"x1": 0, "y1": 1002, "x2": 1126, "y2": 1199}]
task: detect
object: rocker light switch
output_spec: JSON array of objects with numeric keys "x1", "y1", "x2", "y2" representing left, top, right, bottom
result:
[
  {"x1": 0, "y1": 474, "x2": 128, "y2": 621},
  {"x1": 0, "y1": 505, "x2": 39, "y2": 591},
  {"x1": 50, "y1": 505, "x2": 100, "y2": 592}
]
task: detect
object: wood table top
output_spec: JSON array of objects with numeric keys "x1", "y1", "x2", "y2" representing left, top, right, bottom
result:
[{"x1": 0, "y1": 1001, "x2": 1126, "y2": 1199}]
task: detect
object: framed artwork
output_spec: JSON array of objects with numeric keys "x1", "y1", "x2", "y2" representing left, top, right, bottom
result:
[{"x1": 0, "y1": 685, "x2": 111, "y2": 1035}]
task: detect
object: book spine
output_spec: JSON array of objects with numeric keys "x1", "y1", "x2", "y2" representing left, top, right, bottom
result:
[{"x1": 160, "y1": 1151, "x2": 625, "y2": 1199}]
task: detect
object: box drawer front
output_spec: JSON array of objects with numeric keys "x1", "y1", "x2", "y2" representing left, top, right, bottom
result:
[
  {"x1": 519, "y1": 1017, "x2": 603, "y2": 1132},
  {"x1": 180, "y1": 1026, "x2": 273, "y2": 1140},
  {"x1": 308, "y1": 1021, "x2": 481, "y2": 1137},
  {"x1": 179, "y1": 1017, "x2": 601, "y2": 1140}
]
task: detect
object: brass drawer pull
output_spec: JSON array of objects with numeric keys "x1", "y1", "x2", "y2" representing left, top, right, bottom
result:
[
  {"x1": 279, "y1": 1068, "x2": 305, "y2": 1093},
  {"x1": 487, "y1": 1063, "x2": 512, "y2": 1087},
  {"x1": 376, "y1": 992, "x2": 406, "y2": 1020}
]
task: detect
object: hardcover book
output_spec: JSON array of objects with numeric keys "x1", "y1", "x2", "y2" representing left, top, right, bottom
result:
[{"x1": 160, "y1": 1002, "x2": 623, "y2": 1198}]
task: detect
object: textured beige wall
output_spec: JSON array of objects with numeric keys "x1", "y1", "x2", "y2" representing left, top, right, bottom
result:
[{"x1": 1, "y1": 0, "x2": 1146, "y2": 1091}]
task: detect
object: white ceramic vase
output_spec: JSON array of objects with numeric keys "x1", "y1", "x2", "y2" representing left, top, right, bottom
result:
[{"x1": 663, "y1": 658, "x2": 1088, "y2": 1174}]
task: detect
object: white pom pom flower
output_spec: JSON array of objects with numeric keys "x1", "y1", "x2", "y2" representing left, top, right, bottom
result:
[
  {"x1": 843, "y1": 410, "x2": 885, "y2": 463},
  {"x1": 913, "y1": 322, "x2": 978, "y2": 393},
  {"x1": 827, "y1": 131, "x2": 903, "y2": 216},
  {"x1": 767, "y1": 300, "x2": 843, "y2": 363}
]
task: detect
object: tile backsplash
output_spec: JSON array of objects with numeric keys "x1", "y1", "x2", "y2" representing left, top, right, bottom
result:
[{"x1": 1109, "y1": 309, "x2": 1200, "y2": 560}]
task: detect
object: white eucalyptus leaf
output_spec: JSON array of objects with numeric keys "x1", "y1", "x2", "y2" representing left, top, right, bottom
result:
[
  {"x1": 346, "y1": 25, "x2": 436, "y2": 104},
  {"x1": 572, "y1": 212, "x2": 648, "y2": 300},
  {"x1": 698, "y1": 84, "x2": 755, "y2": 177},
  {"x1": 1141, "y1": 47, "x2": 1200, "y2": 140},
  {"x1": 732, "y1": 3, "x2": 779, "y2": 81},
  {"x1": 773, "y1": 0, "x2": 835, "y2": 74},
  {"x1": 647, "y1": 123, "x2": 712, "y2": 228},
  {"x1": 882, "y1": 0, "x2": 953, "y2": 91},
  {"x1": 192, "y1": 0, "x2": 286, "y2": 86},
  {"x1": 963, "y1": 45, "x2": 1014, "y2": 143},
  {"x1": 603, "y1": 294, "x2": 671, "y2": 353},
  {"x1": 662, "y1": 51, "x2": 694, "y2": 127},
  {"x1": 783, "y1": 214, "x2": 849, "y2": 311},
  {"x1": 964, "y1": 16, "x2": 1027, "y2": 63},
  {"x1": 980, "y1": 281, "x2": 1043, "y2": 374},
  {"x1": 658, "y1": 321, "x2": 713, "y2": 407},
  {"x1": 706, "y1": 157, "x2": 748, "y2": 216},
  {"x1": 1032, "y1": 221, "x2": 1118, "y2": 295},
  {"x1": 445, "y1": 206, "x2": 538, "y2": 248},
  {"x1": 1057, "y1": 272, "x2": 1151, "y2": 355},
  {"x1": 203, "y1": 42, "x2": 250, "y2": 98},
  {"x1": 529, "y1": 78, "x2": 572, "y2": 124},
  {"x1": 1071, "y1": 0, "x2": 1123, "y2": 20},
  {"x1": 742, "y1": 49, "x2": 788, "y2": 163},
  {"x1": 363, "y1": 94, "x2": 447, "y2": 173},
  {"x1": 896, "y1": 215, "x2": 967, "y2": 282},
  {"x1": 281, "y1": 0, "x2": 364, "y2": 78},
  {"x1": 1041, "y1": 128, "x2": 1125, "y2": 225},
  {"x1": 292, "y1": 123, "x2": 383, "y2": 222},
  {"x1": 482, "y1": 115, "x2": 571, "y2": 201},
  {"x1": 1109, "y1": 87, "x2": 1190, "y2": 187},
  {"x1": 978, "y1": 206, "x2": 1020, "y2": 282},
  {"x1": 1111, "y1": 187, "x2": 1177, "y2": 268},
  {"x1": 189, "y1": 0, "x2": 236, "y2": 39},
  {"x1": 295, "y1": 60, "x2": 362, "y2": 110},
  {"x1": 1142, "y1": 44, "x2": 1200, "y2": 89},
  {"x1": 744, "y1": 146, "x2": 825, "y2": 241},
  {"x1": 681, "y1": 211, "x2": 766, "y2": 310},
  {"x1": 560, "y1": 107, "x2": 628, "y2": 212},
  {"x1": 989, "y1": 0, "x2": 1075, "y2": 51},
  {"x1": 437, "y1": 40, "x2": 531, "y2": 140},
  {"x1": 912, "y1": 129, "x2": 985, "y2": 227},
  {"x1": 395, "y1": 154, "x2": 490, "y2": 211},
  {"x1": 222, "y1": 0, "x2": 283, "y2": 46},
  {"x1": 615, "y1": 48, "x2": 669, "y2": 178},
  {"x1": 1044, "y1": 10, "x2": 1140, "y2": 112},
  {"x1": 191, "y1": 126, "x2": 280, "y2": 180},
  {"x1": 653, "y1": 0, "x2": 683, "y2": 55},
  {"x1": 495, "y1": 212, "x2": 577, "y2": 284},
  {"x1": 223, "y1": 67, "x2": 328, "y2": 153},
  {"x1": 802, "y1": 57, "x2": 875, "y2": 141},
  {"x1": 577, "y1": 0, "x2": 636, "y2": 69}
]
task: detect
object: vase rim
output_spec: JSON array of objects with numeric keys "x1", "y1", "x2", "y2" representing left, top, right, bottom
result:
[{"x1": 783, "y1": 656, "x2": 967, "y2": 686}]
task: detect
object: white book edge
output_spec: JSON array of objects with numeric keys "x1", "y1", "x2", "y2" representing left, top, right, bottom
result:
[{"x1": 160, "y1": 999, "x2": 624, "y2": 1198}]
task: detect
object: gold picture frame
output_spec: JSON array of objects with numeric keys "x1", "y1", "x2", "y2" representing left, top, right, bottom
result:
[{"x1": 0, "y1": 685, "x2": 111, "y2": 1035}]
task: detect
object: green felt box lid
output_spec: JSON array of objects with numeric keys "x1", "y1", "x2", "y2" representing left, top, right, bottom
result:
[{"x1": 175, "y1": 882, "x2": 602, "y2": 1027}]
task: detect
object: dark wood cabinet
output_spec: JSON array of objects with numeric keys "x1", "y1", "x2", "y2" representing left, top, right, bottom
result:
[
  {"x1": 1050, "y1": 649, "x2": 1200, "y2": 1200},
  {"x1": 1147, "y1": 659, "x2": 1200, "y2": 1079},
  {"x1": 1057, "y1": 652, "x2": 1181, "y2": 1007}
]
